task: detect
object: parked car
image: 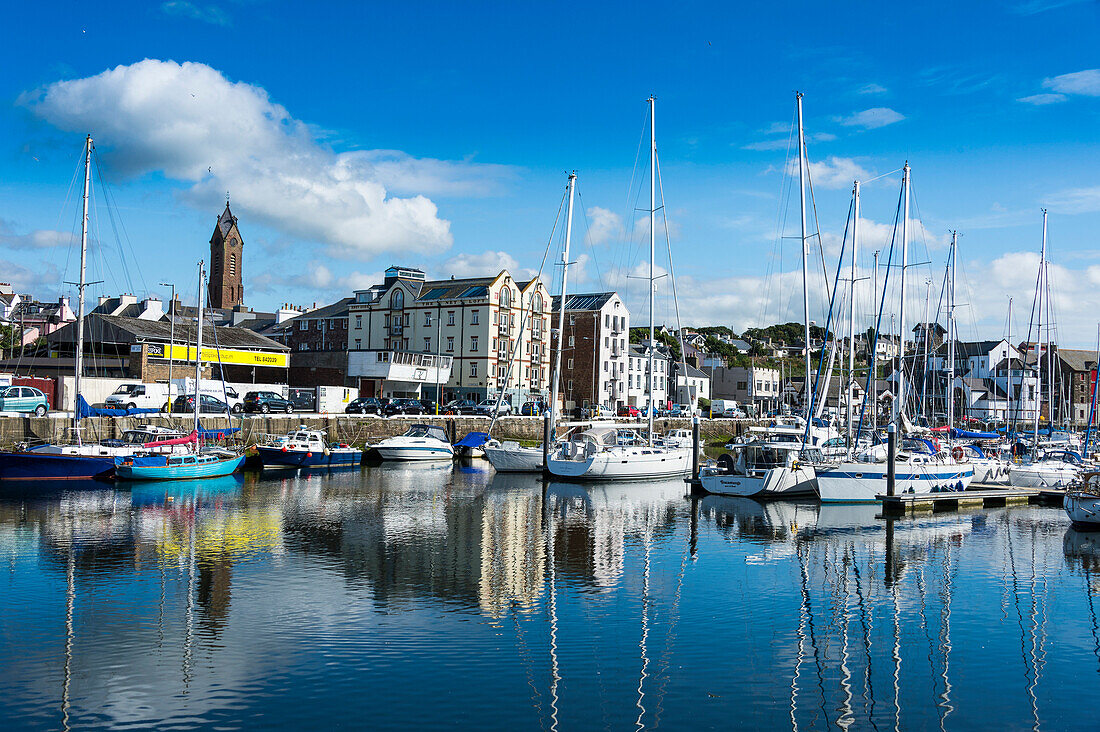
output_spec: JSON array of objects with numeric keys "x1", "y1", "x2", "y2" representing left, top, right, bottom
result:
[
  {"x1": 418, "y1": 399, "x2": 439, "y2": 415},
  {"x1": 242, "y1": 391, "x2": 295, "y2": 414},
  {"x1": 521, "y1": 401, "x2": 546, "y2": 416},
  {"x1": 667, "y1": 404, "x2": 689, "y2": 418},
  {"x1": 383, "y1": 398, "x2": 427, "y2": 417},
  {"x1": 0, "y1": 386, "x2": 48, "y2": 416},
  {"x1": 444, "y1": 399, "x2": 480, "y2": 415},
  {"x1": 288, "y1": 388, "x2": 317, "y2": 412},
  {"x1": 345, "y1": 397, "x2": 386, "y2": 415},
  {"x1": 618, "y1": 405, "x2": 641, "y2": 418},
  {"x1": 474, "y1": 399, "x2": 512, "y2": 417},
  {"x1": 169, "y1": 394, "x2": 234, "y2": 414}
]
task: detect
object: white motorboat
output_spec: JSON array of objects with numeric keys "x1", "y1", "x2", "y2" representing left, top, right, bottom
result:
[
  {"x1": 546, "y1": 426, "x2": 691, "y2": 481},
  {"x1": 816, "y1": 437, "x2": 974, "y2": 503},
  {"x1": 699, "y1": 440, "x2": 820, "y2": 498},
  {"x1": 374, "y1": 424, "x2": 455, "y2": 462},
  {"x1": 484, "y1": 439, "x2": 544, "y2": 472},
  {"x1": 1065, "y1": 491, "x2": 1100, "y2": 530},
  {"x1": 1009, "y1": 449, "x2": 1084, "y2": 488}
]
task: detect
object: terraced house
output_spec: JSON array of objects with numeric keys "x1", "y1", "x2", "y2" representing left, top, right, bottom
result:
[{"x1": 346, "y1": 266, "x2": 552, "y2": 405}]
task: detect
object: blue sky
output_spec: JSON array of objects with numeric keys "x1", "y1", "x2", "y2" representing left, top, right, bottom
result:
[{"x1": 1, "y1": 1, "x2": 1099, "y2": 344}]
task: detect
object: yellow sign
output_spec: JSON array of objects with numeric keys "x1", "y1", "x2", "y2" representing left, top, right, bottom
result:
[{"x1": 147, "y1": 343, "x2": 289, "y2": 369}]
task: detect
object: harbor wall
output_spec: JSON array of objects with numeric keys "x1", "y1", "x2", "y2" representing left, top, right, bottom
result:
[{"x1": 0, "y1": 415, "x2": 753, "y2": 448}]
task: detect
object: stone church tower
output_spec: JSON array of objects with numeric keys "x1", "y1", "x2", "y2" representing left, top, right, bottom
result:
[{"x1": 208, "y1": 201, "x2": 244, "y2": 309}]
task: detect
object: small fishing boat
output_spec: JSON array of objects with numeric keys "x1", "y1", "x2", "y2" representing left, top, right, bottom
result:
[
  {"x1": 255, "y1": 428, "x2": 362, "y2": 468},
  {"x1": 115, "y1": 449, "x2": 245, "y2": 481},
  {"x1": 375, "y1": 424, "x2": 454, "y2": 461}
]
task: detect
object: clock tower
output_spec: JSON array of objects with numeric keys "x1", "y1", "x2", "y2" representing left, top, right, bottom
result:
[{"x1": 208, "y1": 200, "x2": 244, "y2": 309}]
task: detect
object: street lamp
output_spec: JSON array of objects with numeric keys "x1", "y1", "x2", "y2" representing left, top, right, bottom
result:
[{"x1": 159, "y1": 281, "x2": 175, "y2": 413}]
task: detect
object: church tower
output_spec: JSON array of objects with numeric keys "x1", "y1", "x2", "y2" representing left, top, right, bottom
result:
[{"x1": 208, "y1": 200, "x2": 244, "y2": 309}]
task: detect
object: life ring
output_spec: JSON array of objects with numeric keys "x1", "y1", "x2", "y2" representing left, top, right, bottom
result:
[{"x1": 951, "y1": 445, "x2": 965, "y2": 462}]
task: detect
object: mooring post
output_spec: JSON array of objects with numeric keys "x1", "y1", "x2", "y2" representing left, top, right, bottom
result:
[
  {"x1": 887, "y1": 423, "x2": 897, "y2": 497},
  {"x1": 541, "y1": 410, "x2": 551, "y2": 475},
  {"x1": 691, "y1": 414, "x2": 701, "y2": 482}
]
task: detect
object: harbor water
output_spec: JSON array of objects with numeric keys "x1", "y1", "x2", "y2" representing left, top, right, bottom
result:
[{"x1": 2, "y1": 464, "x2": 1098, "y2": 730}]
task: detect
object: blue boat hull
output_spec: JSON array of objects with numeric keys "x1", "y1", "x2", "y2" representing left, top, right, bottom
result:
[
  {"x1": 0, "y1": 450, "x2": 116, "y2": 481},
  {"x1": 115, "y1": 454, "x2": 245, "y2": 481},
  {"x1": 256, "y1": 446, "x2": 362, "y2": 468}
]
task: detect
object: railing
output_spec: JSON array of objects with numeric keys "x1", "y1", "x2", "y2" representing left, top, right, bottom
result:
[
  {"x1": 389, "y1": 323, "x2": 403, "y2": 335},
  {"x1": 372, "y1": 350, "x2": 453, "y2": 369}
]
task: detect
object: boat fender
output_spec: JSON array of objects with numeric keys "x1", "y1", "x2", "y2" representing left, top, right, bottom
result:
[
  {"x1": 951, "y1": 446, "x2": 965, "y2": 462},
  {"x1": 306, "y1": 452, "x2": 312, "y2": 458},
  {"x1": 282, "y1": 446, "x2": 288, "y2": 453}
]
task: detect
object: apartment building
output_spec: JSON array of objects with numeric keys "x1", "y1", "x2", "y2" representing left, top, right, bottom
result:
[
  {"x1": 926, "y1": 339, "x2": 1040, "y2": 423},
  {"x1": 711, "y1": 366, "x2": 780, "y2": 414},
  {"x1": 550, "y1": 292, "x2": 629, "y2": 414},
  {"x1": 346, "y1": 266, "x2": 551, "y2": 404},
  {"x1": 627, "y1": 342, "x2": 670, "y2": 409}
]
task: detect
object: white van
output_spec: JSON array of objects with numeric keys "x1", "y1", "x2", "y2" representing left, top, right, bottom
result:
[
  {"x1": 104, "y1": 383, "x2": 176, "y2": 410},
  {"x1": 709, "y1": 399, "x2": 745, "y2": 418}
]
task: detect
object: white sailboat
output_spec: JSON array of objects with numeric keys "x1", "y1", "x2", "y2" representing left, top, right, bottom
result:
[{"x1": 546, "y1": 97, "x2": 690, "y2": 481}]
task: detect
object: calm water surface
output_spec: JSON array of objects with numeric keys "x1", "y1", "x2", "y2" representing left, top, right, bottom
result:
[{"x1": 2, "y1": 463, "x2": 1099, "y2": 730}]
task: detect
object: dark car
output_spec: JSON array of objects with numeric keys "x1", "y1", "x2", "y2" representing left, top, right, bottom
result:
[
  {"x1": 521, "y1": 401, "x2": 546, "y2": 416},
  {"x1": 418, "y1": 399, "x2": 439, "y2": 415},
  {"x1": 444, "y1": 399, "x2": 479, "y2": 415},
  {"x1": 383, "y1": 398, "x2": 427, "y2": 417},
  {"x1": 288, "y1": 388, "x2": 317, "y2": 412},
  {"x1": 170, "y1": 394, "x2": 233, "y2": 414},
  {"x1": 243, "y1": 391, "x2": 295, "y2": 414},
  {"x1": 345, "y1": 397, "x2": 386, "y2": 415}
]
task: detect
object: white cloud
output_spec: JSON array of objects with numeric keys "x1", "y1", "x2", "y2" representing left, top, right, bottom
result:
[
  {"x1": 0, "y1": 220, "x2": 78, "y2": 249},
  {"x1": 1013, "y1": 0, "x2": 1091, "y2": 14},
  {"x1": 585, "y1": 206, "x2": 622, "y2": 245},
  {"x1": 837, "y1": 107, "x2": 905, "y2": 129},
  {"x1": 1044, "y1": 186, "x2": 1100, "y2": 214},
  {"x1": 0, "y1": 259, "x2": 61, "y2": 295},
  {"x1": 1017, "y1": 93, "x2": 1067, "y2": 105},
  {"x1": 19, "y1": 60, "x2": 510, "y2": 260},
  {"x1": 1043, "y1": 68, "x2": 1100, "y2": 96},
  {"x1": 440, "y1": 250, "x2": 536, "y2": 280},
  {"x1": 161, "y1": 1, "x2": 230, "y2": 26},
  {"x1": 786, "y1": 156, "x2": 873, "y2": 190},
  {"x1": 742, "y1": 132, "x2": 835, "y2": 151},
  {"x1": 857, "y1": 83, "x2": 888, "y2": 95}
]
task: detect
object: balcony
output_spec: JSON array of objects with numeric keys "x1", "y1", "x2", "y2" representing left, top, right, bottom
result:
[
  {"x1": 389, "y1": 322, "x2": 404, "y2": 335},
  {"x1": 348, "y1": 350, "x2": 452, "y2": 384}
]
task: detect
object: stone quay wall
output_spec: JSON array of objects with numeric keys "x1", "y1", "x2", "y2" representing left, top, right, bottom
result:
[{"x1": 0, "y1": 415, "x2": 754, "y2": 448}]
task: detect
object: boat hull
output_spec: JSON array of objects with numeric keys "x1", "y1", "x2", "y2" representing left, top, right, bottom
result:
[
  {"x1": 256, "y1": 446, "x2": 362, "y2": 468},
  {"x1": 375, "y1": 444, "x2": 454, "y2": 461},
  {"x1": 1065, "y1": 492, "x2": 1100, "y2": 530},
  {"x1": 816, "y1": 462, "x2": 973, "y2": 503},
  {"x1": 1010, "y1": 463, "x2": 1078, "y2": 488},
  {"x1": 699, "y1": 466, "x2": 818, "y2": 498},
  {"x1": 969, "y1": 459, "x2": 1010, "y2": 485},
  {"x1": 485, "y1": 444, "x2": 544, "y2": 472},
  {"x1": 547, "y1": 446, "x2": 691, "y2": 481},
  {"x1": 115, "y1": 454, "x2": 245, "y2": 481},
  {"x1": 0, "y1": 450, "x2": 116, "y2": 481}
]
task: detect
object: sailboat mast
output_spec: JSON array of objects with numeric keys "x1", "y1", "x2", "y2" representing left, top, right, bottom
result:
[
  {"x1": 548, "y1": 173, "x2": 575, "y2": 439},
  {"x1": 1007, "y1": 297, "x2": 1014, "y2": 428},
  {"x1": 796, "y1": 93, "x2": 811, "y2": 417},
  {"x1": 847, "y1": 180, "x2": 860, "y2": 452},
  {"x1": 648, "y1": 95, "x2": 656, "y2": 443},
  {"x1": 195, "y1": 261, "x2": 205, "y2": 438},
  {"x1": 1034, "y1": 210, "x2": 1047, "y2": 444},
  {"x1": 948, "y1": 231, "x2": 957, "y2": 429},
  {"x1": 74, "y1": 135, "x2": 92, "y2": 439},
  {"x1": 897, "y1": 162, "x2": 910, "y2": 424}
]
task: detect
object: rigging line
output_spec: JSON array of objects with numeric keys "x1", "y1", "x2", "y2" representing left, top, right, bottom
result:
[
  {"x1": 655, "y1": 151, "x2": 689, "y2": 381},
  {"x1": 575, "y1": 189, "x2": 605, "y2": 290},
  {"x1": 802, "y1": 144, "x2": 833, "y2": 303},
  {"x1": 862, "y1": 167, "x2": 905, "y2": 185},
  {"x1": 92, "y1": 150, "x2": 148, "y2": 297},
  {"x1": 760, "y1": 107, "x2": 799, "y2": 328},
  {"x1": 613, "y1": 105, "x2": 652, "y2": 294}
]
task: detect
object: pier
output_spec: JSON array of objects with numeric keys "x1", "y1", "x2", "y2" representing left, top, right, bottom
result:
[{"x1": 878, "y1": 486, "x2": 1067, "y2": 514}]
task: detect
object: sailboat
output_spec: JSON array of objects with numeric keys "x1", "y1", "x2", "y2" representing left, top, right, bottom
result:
[
  {"x1": 485, "y1": 172, "x2": 578, "y2": 474},
  {"x1": 114, "y1": 261, "x2": 245, "y2": 481},
  {"x1": 546, "y1": 97, "x2": 691, "y2": 481},
  {"x1": 816, "y1": 163, "x2": 975, "y2": 502},
  {"x1": 0, "y1": 136, "x2": 183, "y2": 482}
]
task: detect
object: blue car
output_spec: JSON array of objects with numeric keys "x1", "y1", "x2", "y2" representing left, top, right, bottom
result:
[{"x1": 0, "y1": 386, "x2": 49, "y2": 416}]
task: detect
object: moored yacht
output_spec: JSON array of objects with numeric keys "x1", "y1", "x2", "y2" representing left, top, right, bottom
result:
[
  {"x1": 375, "y1": 424, "x2": 455, "y2": 461},
  {"x1": 816, "y1": 437, "x2": 973, "y2": 503},
  {"x1": 700, "y1": 439, "x2": 821, "y2": 498},
  {"x1": 1009, "y1": 449, "x2": 1084, "y2": 488},
  {"x1": 545, "y1": 426, "x2": 692, "y2": 481}
]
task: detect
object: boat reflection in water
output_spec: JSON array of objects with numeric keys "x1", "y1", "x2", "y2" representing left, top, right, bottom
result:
[{"x1": 0, "y1": 469, "x2": 1097, "y2": 730}]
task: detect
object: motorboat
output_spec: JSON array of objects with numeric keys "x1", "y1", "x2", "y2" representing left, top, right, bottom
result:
[
  {"x1": 255, "y1": 428, "x2": 362, "y2": 469},
  {"x1": 545, "y1": 426, "x2": 691, "y2": 481},
  {"x1": 115, "y1": 449, "x2": 246, "y2": 481},
  {"x1": 816, "y1": 437, "x2": 973, "y2": 503},
  {"x1": 662, "y1": 429, "x2": 694, "y2": 449},
  {"x1": 484, "y1": 439, "x2": 544, "y2": 472},
  {"x1": 699, "y1": 440, "x2": 821, "y2": 498},
  {"x1": 454, "y1": 431, "x2": 491, "y2": 459},
  {"x1": 1009, "y1": 449, "x2": 1085, "y2": 489},
  {"x1": 374, "y1": 424, "x2": 455, "y2": 461},
  {"x1": 1065, "y1": 472, "x2": 1100, "y2": 530}
]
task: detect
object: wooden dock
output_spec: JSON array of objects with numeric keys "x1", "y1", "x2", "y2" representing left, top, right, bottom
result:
[{"x1": 878, "y1": 487, "x2": 1066, "y2": 514}]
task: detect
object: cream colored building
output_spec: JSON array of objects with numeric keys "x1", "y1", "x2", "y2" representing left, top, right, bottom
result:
[{"x1": 347, "y1": 266, "x2": 551, "y2": 405}]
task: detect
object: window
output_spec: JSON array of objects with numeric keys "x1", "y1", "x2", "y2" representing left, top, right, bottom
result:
[
  {"x1": 471, "y1": 336, "x2": 479, "y2": 351},
  {"x1": 342, "y1": 319, "x2": 347, "y2": 329},
  {"x1": 567, "y1": 358, "x2": 574, "y2": 369},
  {"x1": 425, "y1": 312, "x2": 432, "y2": 327},
  {"x1": 568, "y1": 379, "x2": 574, "y2": 391},
  {"x1": 738, "y1": 381, "x2": 747, "y2": 390},
  {"x1": 499, "y1": 288, "x2": 511, "y2": 308},
  {"x1": 446, "y1": 337, "x2": 454, "y2": 352},
  {"x1": 605, "y1": 314, "x2": 610, "y2": 327},
  {"x1": 604, "y1": 336, "x2": 609, "y2": 347},
  {"x1": 470, "y1": 362, "x2": 478, "y2": 377},
  {"x1": 299, "y1": 320, "x2": 308, "y2": 331},
  {"x1": 448, "y1": 311, "x2": 455, "y2": 325},
  {"x1": 391, "y1": 290, "x2": 404, "y2": 310},
  {"x1": 298, "y1": 343, "x2": 309, "y2": 351},
  {"x1": 229, "y1": 253, "x2": 236, "y2": 277},
  {"x1": 604, "y1": 362, "x2": 608, "y2": 372},
  {"x1": 404, "y1": 314, "x2": 409, "y2": 326},
  {"x1": 355, "y1": 315, "x2": 362, "y2": 329},
  {"x1": 568, "y1": 335, "x2": 575, "y2": 347},
  {"x1": 471, "y1": 310, "x2": 479, "y2": 325},
  {"x1": 424, "y1": 338, "x2": 431, "y2": 352},
  {"x1": 354, "y1": 338, "x2": 361, "y2": 349},
  {"x1": 533, "y1": 294, "x2": 543, "y2": 313},
  {"x1": 569, "y1": 314, "x2": 575, "y2": 325}
]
